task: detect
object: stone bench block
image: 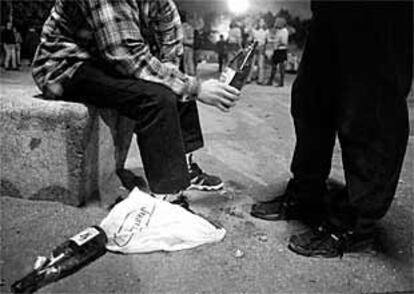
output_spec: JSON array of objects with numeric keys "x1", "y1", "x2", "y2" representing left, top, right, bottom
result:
[{"x1": 0, "y1": 86, "x2": 136, "y2": 206}]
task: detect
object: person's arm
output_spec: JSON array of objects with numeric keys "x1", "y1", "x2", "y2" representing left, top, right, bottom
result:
[
  {"x1": 151, "y1": 0, "x2": 184, "y2": 66},
  {"x1": 85, "y1": 0, "x2": 198, "y2": 100},
  {"x1": 85, "y1": 0, "x2": 240, "y2": 110}
]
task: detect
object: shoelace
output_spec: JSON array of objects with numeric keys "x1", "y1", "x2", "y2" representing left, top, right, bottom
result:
[{"x1": 316, "y1": 225, "x2": 349, "y2": 258}]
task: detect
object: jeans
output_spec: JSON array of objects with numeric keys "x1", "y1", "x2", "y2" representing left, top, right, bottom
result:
[
  {"x1": 218, "y1": 53, "x2": 227, "y2": 73},
  {"x1": 290, "y1": 4, "x2": 412, "y2": 230},
  {"x1": 248, "y1": 46, "x2": 265, "y2": 84},
  {"x1": 183, "y1": 46, "x2": 195, "y2": 76},
  {"x1": 65, "y1": 61, "x2": 204, "y2": 194},
  {"x1": 3, "y1": 44, "x2": 16, "y2": 69},
  {"x1": 268, "y1": 49, "x2": 287, "y2": 86}
]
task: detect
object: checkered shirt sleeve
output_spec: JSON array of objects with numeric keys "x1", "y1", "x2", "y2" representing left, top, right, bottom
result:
[{"x1": 85, "y1": 0, "x2": 198, "y2": 100}]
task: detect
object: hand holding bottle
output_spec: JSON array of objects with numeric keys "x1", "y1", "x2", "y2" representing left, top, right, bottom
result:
[{"x1": 197, "y1": 79, "x2": 241, "y2": 112}]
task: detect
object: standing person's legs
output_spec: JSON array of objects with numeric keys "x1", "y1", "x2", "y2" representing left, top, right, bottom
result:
[
  {"x1": 288, "y1": 3, "x2": 413, "y2": 257},
  {"x1": 247, "y1": 52, "x2": 257, "y2": 83},
  {"x1": 4, "y1": 45, "x2": 12, "y2": 69},
  {"x1": 331, "y1": 82, "x2": 409, "y2": 232},
  {"x1": 16, "y1": 44, "x2": 21, "y2": 67},
  {"x1": 183, "y1": 46, "x2": 189, "y2": 74},
  {"x1": 10, "y1": 45, "x2": 16, "y2": 69},
  {"x1": 327, "y1": 6, "x2": 412, "y2": 232},
  {"x1": 184, "y1": 46, "x2": 195, "y2": 76},
  {"x1": 218, "y1": 54, "x2": 223, "y2": 72},
  {"x1": 267, "y1": 51, "x2": 277, "y2": 85},
  {"x1": 251, "y1": 15, "x2": 336, "y2": 221},
  {"x1": 257, "y1": 50, "x2": 265, "y2": 84},
  {"x1": 65, "y1": 62, "x2": 190, "y2": 194},
  {"x1": 278, "y1": 59, "x2": 286, "y2": 86},
  {"x1": 189, "y1": 48, "x2": 195, "y2": 75},
  {"x1": 193, "y1": 49, "x2": 198, "y2": 74},
  {"x1": 222, "y1": 53, "x2": 227, "y2": 71},
  {"x1": 288, "y1": 16, "x2": 337, "y2": 210}
]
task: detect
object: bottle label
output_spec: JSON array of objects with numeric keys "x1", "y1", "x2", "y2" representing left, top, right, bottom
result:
[
  {"x1": 220, "y1": 67, "x2": 237, "y2": 85},
  {"x1": 70, "y1": 227, "x2": 100, "y2": 246}
]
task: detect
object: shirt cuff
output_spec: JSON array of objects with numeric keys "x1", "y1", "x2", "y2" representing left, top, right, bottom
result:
[{"x1": 180, "y1": 76, "x2": 200, "y2": 102}]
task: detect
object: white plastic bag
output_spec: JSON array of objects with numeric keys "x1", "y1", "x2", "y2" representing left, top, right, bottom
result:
[{"x1": 100, "y1": 187, "x2": 226, "y2": 254}]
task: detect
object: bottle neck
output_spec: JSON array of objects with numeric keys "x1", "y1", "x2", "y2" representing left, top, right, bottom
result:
[{"x1": 239, "y1": 42, "x2": 257, "y2": 70}]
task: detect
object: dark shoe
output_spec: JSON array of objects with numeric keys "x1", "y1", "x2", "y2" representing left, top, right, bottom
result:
[
  {"x1": 188, "y1": 162, "x2": 224, "y2": 191},
  {"x1": 116, "y1": 168, "x2": 147, "y2": 191},
  {"x1": 288, "y1": 224, "x2": 377, "y2": 258},
  {"x1": 152, "y1": 192, "x2": 192, "y2": 211},
  {"x1": 250, "y1": 181, "x2": 298, "y2": 221},
  {"x1": 170, "y1": 194, "x2": 192, "y2": 211},
  {"x1": 250, "y1": 195, "x2": 292, "y2": 221},
  {"x1": 250, "y1": 180, "x2": 325, "y2": 223}
]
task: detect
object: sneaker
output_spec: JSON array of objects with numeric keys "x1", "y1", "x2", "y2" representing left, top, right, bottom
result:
[
  {"x1": 188, "y1": 162, "x2": 224, "y2": 191},
  {"x1": 250, "y1": 180, "x2": 324, "y2": 223},
  {"x1": 116, "y1": 168, "x2": 147, "y2": 191},
  {"x1": 288, "y1": 224, "x2": 377, "y2": 258},
  {"x1": 250, "y1": 182, "x2": 297, "y2": 221}
]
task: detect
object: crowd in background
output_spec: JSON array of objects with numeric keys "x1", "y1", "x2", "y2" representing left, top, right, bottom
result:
[
  {"x1": 180, "y1": 10, "x2": 303, "y2": 87},
  {"x1": 1, "y1": 7, "x2": 303, "y2": 85},
  {"x1": 218, "y1": 16, "x2": 291, "y2": 87},
  {"x1": 1, "y1": 21, "x2": 39, "y2": 70}
]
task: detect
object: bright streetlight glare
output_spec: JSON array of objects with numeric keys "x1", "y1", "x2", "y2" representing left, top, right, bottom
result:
[{"x1": 227, "y1": 0, "x2": 249, "y2": 14}]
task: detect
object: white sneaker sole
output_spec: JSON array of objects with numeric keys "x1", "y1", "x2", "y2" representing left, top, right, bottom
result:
[{"x1": 188, "y1": 182, "x2": 224, "y2": 191}]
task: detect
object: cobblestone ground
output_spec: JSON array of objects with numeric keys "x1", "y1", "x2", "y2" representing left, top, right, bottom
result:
[{"x1": 1, "y1": 64, "x2": 413, "y2": 293}]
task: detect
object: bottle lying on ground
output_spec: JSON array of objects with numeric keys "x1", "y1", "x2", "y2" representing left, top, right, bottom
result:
[
  {"x1": 219, "y1": 41, "x2": 258, "y2": 90},
  {"x1": 11, "y1": 226, "x2": 107, "y2": 294}
]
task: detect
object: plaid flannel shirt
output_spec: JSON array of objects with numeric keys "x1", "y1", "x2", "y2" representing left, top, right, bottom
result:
[{"x1": 32, "y1": 0, "x2": 199, "y2": 100}]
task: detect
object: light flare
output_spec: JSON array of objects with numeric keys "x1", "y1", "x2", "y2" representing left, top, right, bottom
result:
[{"x1": 227, "y1": 0, "x2": 249, "y2": 14}]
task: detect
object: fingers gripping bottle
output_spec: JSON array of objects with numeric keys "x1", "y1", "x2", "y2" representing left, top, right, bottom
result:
[
  {"x1": 11, "y1": 226, "x2": 107, "y2": 294},
  {"x1": 219, "y1": 41, "x2": 258, "y2": 90}
]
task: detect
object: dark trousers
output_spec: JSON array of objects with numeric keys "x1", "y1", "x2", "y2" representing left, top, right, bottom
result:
[
  {"x1": 290, "y1": 3, "x2": 412, "y2": 231},
  {"x1": 268, "y1": 49, "x2": 287, "y2": 86},
  {"x1": 218, "y1": 53, "x2": 227, "y2": 72},
  {"x1": 65, "y1": 62, "x2": 204, "y2": 194}
]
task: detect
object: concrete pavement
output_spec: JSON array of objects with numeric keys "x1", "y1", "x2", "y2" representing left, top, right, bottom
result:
[{"x1": 1, "y1": 64, "x2": 413, "y2": 293}]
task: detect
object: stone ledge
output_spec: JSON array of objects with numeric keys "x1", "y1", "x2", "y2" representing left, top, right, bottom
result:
[{"x1": 0, "y1": 87, "x2": 135, "y2": 206}]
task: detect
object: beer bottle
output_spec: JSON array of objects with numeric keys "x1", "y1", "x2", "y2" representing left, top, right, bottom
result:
[
  {"x1": 11, "y1": 226, "x2": 107, "y2": 293},
  {"x1": 220, "y1": 41, "x2": 258, "y2": 90}
]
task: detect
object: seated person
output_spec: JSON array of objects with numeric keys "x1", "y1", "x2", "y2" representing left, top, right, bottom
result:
[{"x1": 32, "y1": 0, "x2": 240, "y2": 202}]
